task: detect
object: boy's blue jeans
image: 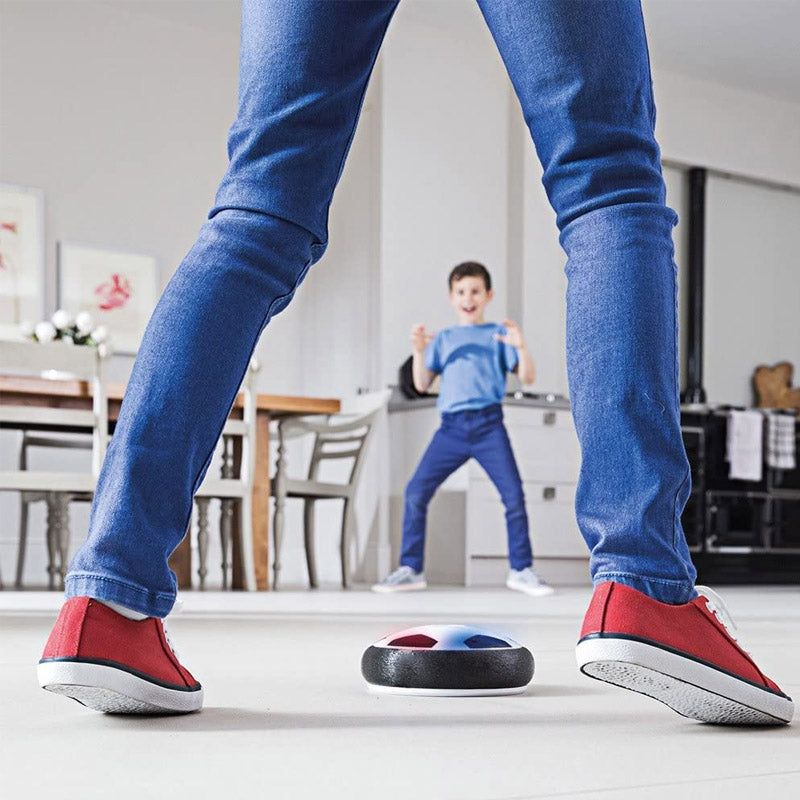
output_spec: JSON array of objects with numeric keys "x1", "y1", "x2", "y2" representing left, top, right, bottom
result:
[
  {"x1": 401, "y1": 405, "x2": 531, "y2": 573},
  {"x1": 66, "y1": 0, "x2": 698, "y2": 616}
]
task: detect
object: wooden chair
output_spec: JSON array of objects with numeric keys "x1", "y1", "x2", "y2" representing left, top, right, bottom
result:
[
  {"x1": 15, "y1": 431, "x2": 93, "y2": 588},
  {"x1": 270, "y1": 392, "x2": 388, "y2": 590},
  {"x1": 193, "y1": 357, "x2": 260, "y2": 591},
  {"x1": 0, "y1": 339, "x2": 108, "y2": 589}
]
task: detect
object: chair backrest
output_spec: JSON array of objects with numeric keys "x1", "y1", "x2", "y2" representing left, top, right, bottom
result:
[
  {"x1": 19, "y1": 432, "x2": 93, "y2": 470},
  {"x1": 277, "y1": 391, "x2": 389, "y2": 489},
  {"x1": 306, "y1": 407, "x2": 382, "y2": 485},
  {"x1": 0, "y1": 339, "x2": 109, "y2": 476}
]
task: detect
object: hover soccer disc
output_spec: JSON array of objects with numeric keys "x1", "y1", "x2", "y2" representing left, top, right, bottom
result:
[{"x1": 360, "y1": 624, "x2": 534, "y2": 696}]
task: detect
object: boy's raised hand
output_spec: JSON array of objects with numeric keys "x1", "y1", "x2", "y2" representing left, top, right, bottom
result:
[
  {"x1": 410, "y1": 323, "x2": 433, "y2": 354},
  {"x1": 494, "y1": 319, "x2": 525, "y2": 349}
]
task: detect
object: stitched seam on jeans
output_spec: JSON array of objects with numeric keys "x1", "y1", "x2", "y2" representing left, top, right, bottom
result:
[
  {"x1": 637, "y1": 0, "x2": 658, "y2": 131},
  {"x1": 672, "y1": 466, "x2": 691, "y2": 551},
  {"x1": 594, "y1": 571, "x2": 691, "y2": 588},
  {"x1": 671, "y1": 250, "x2": 690, "y2": 552},
  {"x1": 67, "y1": 572, "x2": 175, "y2": 603}
]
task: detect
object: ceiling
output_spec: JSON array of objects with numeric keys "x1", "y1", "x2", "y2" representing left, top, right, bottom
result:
[{"x1": 642, "y1": 0, "x2": 800, "y2": 104}]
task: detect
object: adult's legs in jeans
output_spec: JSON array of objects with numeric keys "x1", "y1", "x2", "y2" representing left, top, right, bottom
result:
[
  {"x1": 65, "y1": 0, "x2": 399, "y2": 617},
  {"x1": 477, "y1": 0, "x2": 697, "y2": 603}
]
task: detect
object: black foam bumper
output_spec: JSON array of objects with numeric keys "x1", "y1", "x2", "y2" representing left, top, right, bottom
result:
[{"x1": 361, "y1": 646, "x2": 534, "y2": 691}]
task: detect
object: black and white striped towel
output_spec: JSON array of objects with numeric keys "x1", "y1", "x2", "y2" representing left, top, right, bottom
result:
[{"x1": 767, "y1": 413, "x2": 797, "y2": 470}]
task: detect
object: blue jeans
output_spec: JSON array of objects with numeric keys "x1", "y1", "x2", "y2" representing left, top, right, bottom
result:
[
  {"x1": 401, "y1": 405, "x2": 531, "y2": 573},
  {"x1": 66, "y1": 0, "x2": 697, "y2": 616}
]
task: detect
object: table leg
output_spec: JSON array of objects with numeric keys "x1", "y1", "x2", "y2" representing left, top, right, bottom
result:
[
  {"x1": 231, "y1": 438, "x2": 243, "y2": 589},
  {"x1": 230, "y1": 410, "x2": 270, "y2": 590},
  {"x1": 253, "y1": 411, "x2": 271, "y2": 590}
]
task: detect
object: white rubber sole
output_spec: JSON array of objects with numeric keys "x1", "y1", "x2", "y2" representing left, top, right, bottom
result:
[
  {"x1": 506, "y1": 580, "x2": 555, "y2": 597},
  {"x1": 576, "y1": 636, "x2": 793, "y2": 725},
  {"x1": 365, "y1": 683, "x2": 528, "y2": 697},
  {"x1": 38, "y1": 660, "x2": 203, "y2": 715},
  {"x1": 371, "y1": 581, "x2": 427, "y2": 594}
]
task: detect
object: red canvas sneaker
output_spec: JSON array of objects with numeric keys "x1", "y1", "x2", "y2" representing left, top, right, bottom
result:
[
  {"x1": 576, "y1": 582, "x2": 793, "y2": 725},
  {"x1": 38, "y1": 597, "x2": 203, "y2": 714}
]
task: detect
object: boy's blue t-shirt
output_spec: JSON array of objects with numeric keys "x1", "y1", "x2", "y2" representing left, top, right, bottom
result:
[{"x1": 424, "y1": 322, "x2": 519, "y2": 413}]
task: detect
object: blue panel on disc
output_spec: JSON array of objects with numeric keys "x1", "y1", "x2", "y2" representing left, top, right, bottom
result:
[{"x1": 464, "y1": 634, "x2": 511, "y2": 649}]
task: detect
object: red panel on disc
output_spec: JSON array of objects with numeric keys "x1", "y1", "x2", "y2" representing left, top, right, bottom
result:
[{"x1": 388, "y1": 634, "x2": 437, "y2": 648}]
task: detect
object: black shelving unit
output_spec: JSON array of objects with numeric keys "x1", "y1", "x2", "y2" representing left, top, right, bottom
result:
[{"x1": 679, "y1": 407, "x2": 800, "y2": 584}]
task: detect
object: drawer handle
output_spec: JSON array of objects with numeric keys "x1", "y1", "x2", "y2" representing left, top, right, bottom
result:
[
  {"x1": 542, "y1": 486, "x2": 556, "y2": 500},
  {"x1": 543, "y1": 411, "x2": 556, "y2": 426}
]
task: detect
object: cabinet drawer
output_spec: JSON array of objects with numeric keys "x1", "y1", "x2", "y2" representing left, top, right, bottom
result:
[
  {"x1": 499, "y1": 408, "x2": 580, "y2": 483},
  {"x1": 504, "y1": 406, "x2": 575, "y2": 431},
  {"x1": 515, "y1": 431, "x2": 580, "y2": 483},
  {"x1": 467, "y1": 480, "x2": 586, "y2": 558}
]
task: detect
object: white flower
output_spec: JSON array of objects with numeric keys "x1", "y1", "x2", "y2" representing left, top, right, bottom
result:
[
  {"x1": 97, "y1": 342, "x2": 111, "y2": 359},
  {"x1": 75, "y1": 311, "x2": 94, "y2": 334},
  {"x1": 19, "y1": 320, "x2": 35, "y2": 338},
  {"x1": 51, "y1": 308, "x2": 73, "y2": 330},
  {"x1": 91, "y1": 324, "x2": 108, "y2": 344},
  {"x1": 62, "y1": 335, "x2": 75, "y2": 346},
  {"x1": 34, "y1": 321, "x2": 57, "y2": 342}
]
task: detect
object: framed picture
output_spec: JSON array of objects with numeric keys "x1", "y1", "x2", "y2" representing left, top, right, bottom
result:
[
  {"x1": 0, "y1": 184, "x2": 46, "y2": 340},
  {"x1": 57, "y1": 242, "x2": 159, "y2": 354}
]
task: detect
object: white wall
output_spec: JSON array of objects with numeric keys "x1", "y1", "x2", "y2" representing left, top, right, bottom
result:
[
  {"x1": 0, "y1": 0, "x2": 239, "y2": 385},
  {"x1": 517, "y1": 109, "x2": 569, "y2": 397},
  {"x1": 652, "y1": 69, "x2": 800, "y2": 189},
  {"x1": 704, "y1": 175, "x2": 800, "y2": 405}
]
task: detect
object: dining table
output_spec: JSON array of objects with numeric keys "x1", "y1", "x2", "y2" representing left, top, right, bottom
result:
[{"x1": 0, "y1": 374, "x2": 340, "y2": 590}]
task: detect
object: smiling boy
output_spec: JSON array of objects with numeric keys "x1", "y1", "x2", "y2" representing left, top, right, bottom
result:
[{"x1": 373, "y1": 261, "x2": 552, "y2": 596}]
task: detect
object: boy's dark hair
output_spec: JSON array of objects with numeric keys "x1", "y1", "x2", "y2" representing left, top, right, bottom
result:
[{"x1": 448, "y1": 261, "x2": 492, "y2": 291}]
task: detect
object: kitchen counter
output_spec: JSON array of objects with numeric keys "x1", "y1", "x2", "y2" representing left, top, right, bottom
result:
[{"x1": 387, "y1": 385, "x2": 571, "y2": 413}]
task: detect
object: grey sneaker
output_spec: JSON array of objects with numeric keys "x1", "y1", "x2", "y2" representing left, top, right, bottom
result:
[
  {"x1": 372, "y1": 566, "x2": 427, "y2": 593},
  {"x1": 506, "y1": 567, "x2": 554, "y2": 597}
]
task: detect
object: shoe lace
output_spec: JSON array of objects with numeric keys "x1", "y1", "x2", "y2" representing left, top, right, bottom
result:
[
  {"x1": 161, "y1": 594, "x2": 184, "y2": 659},
  {"x1": 696, "y1": 585, "x2": 750, "y2": 655},
  {"x1": 162, "y1": 622, "x2": 179, "y2": 659}
]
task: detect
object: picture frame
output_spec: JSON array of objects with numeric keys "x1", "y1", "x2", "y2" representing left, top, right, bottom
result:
[
  {"x1": 0, "y1": 183, "x2": 46, "y2": 340},
  {"x1": 57, "y1": 242, "x2": 159, "y2": 354}
]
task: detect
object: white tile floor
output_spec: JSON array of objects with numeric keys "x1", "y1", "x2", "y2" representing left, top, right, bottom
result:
[{"x1": 2, "y1": 586, "x2": 799, "y2": 800}]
